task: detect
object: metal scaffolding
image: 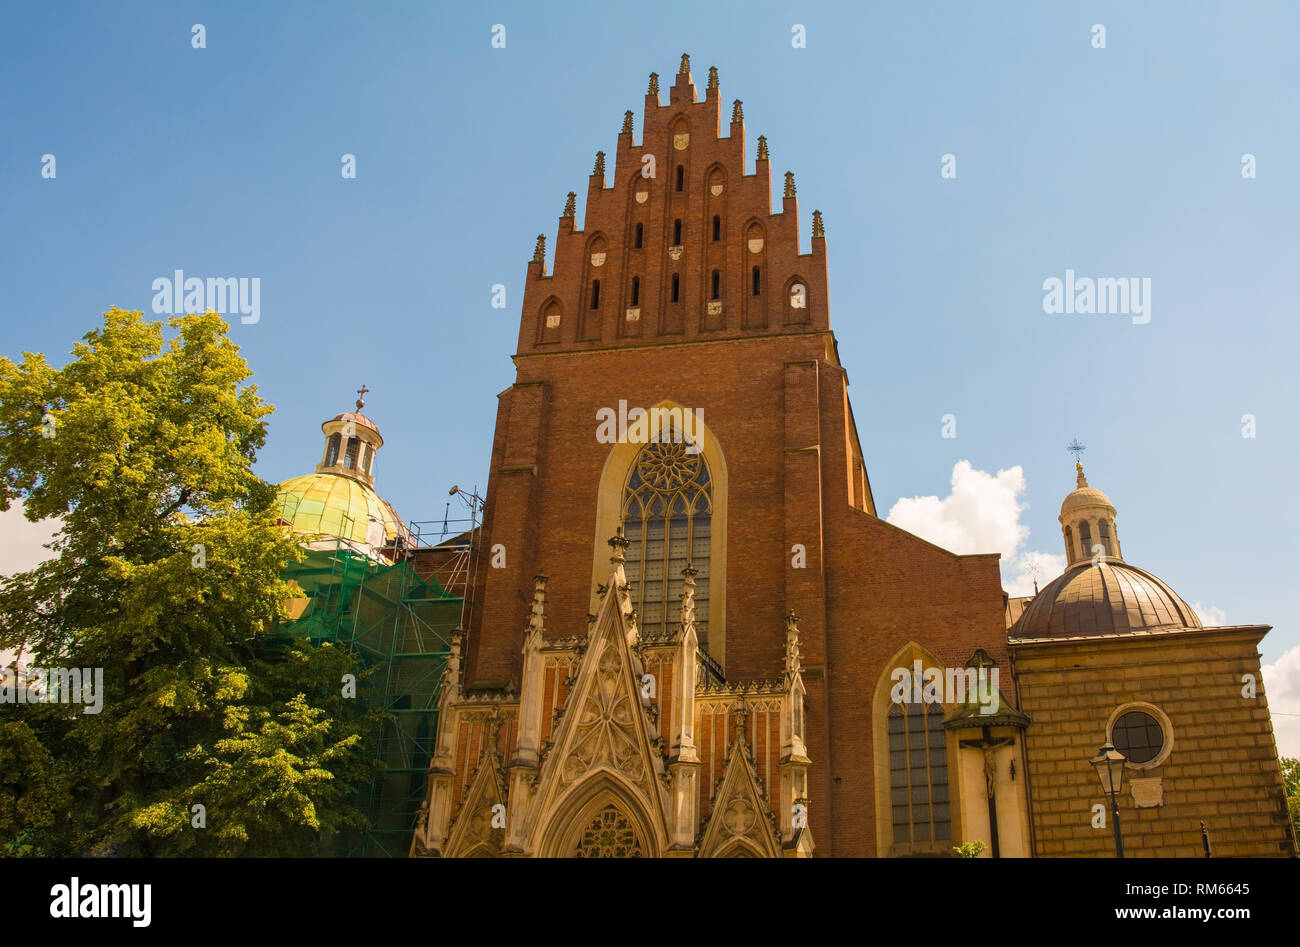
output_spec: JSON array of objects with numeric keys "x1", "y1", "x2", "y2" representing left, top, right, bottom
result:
[{"x1": 282, "y1": 537, "x2": 461, "y2": 857}]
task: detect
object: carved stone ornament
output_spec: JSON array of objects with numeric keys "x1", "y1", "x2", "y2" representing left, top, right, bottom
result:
[
  {"x1": 590, "y1": 252, "x2": 606, "y2": 267},
  {"x1": 546, "y1": 314, "x2": 561, "y2": 329},
  {"x1": 707, "y1": 301, "x2": 722, "y2": 316},
  {"x1": 625, "y1": 308, "x2": 640, "y2": 321},
  {"x1": 673, "y1": 133, "x2": 689, "y2": 150},
  {"x1": 748, "y1": 238, "x2": 764, "y2": 254},
  {"x1": 668, "y1": 246, "x2": 683, "y2": 261},
  {"x1": 1129, "y1": 776, "x2": 1164, "y2": 808},
  {"x1": 710, "y1": 184, "x2": 723, "y2": 196},
  {"x1": 561, "y1": 643, "x2": 646, "y2": 787},
  {"x1": 635, "y1": 191, "x2": 648, "y2": 204}
]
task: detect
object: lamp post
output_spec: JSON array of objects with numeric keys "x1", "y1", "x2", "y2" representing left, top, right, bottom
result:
[{"x1": 1090, "y1": 742, "x2": 1127, "y2": 858}]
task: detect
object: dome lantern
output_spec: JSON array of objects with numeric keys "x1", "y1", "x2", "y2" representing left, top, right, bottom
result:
[
  {"x1": 1059, "y1": 462, "x2": 1122, "y2": 565},
  {"x1": 316, "y1": 384, "x2": 384, "y2": 488}
]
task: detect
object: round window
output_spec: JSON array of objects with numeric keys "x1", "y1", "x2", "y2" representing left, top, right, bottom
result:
[{"x1": 1111, "y1": 710, "x2": 1164, "y2": 764}]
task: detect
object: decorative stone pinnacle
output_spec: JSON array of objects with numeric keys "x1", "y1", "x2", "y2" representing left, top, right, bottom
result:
[
  {"x1": 621, "y1": 110, "x2": 633, "y2": 135},
  {"x1": 608, "y1": 524, "x2": 630, "y2": 555},
  {"x1": 648, "y1": 72, "x2": 659, "y2": 95},
  {"x1": 532, "y1": 234, "x2": 545, "y2": 264},
  {"x1": 562, "y1": 191, "x2": 576, "y2": 217},
  {"x1": 707, "y1": 66, "x2": 719, "y2": 90},
  {"x1": 731, "y1": 99, "x2": 743, "y2": 124},
  {"x1": 756, "y1": 135, "x2": 768, "y2": 160},
  {"x1": 1076, "y1": 462, "x2": 1088, "y2": 488},
  {"x1": 593, "y1": 151, "x2": 605, "y2": 177},
  {"x1": 679, "y1": 563, "x2": 698, "y2": 630},
  {"x1": 784, "y1": 171, "x2": 796, "y2": 198},
  {"x1": 812, "y1": 209, "x2": 824, "y2": 238},
  {"x1": 785, "y1": 610, "x2": 803, "y2": 677},
  {"x1": 679, "y1": 53, "x2": 691, "y2": 76}
]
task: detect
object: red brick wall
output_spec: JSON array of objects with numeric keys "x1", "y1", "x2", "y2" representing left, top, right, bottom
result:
[{"x1": 460, "y1": 64, "x2": 1013, "y2": 856}]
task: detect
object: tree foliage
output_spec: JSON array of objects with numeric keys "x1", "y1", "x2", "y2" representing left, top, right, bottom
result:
[{"x1": 0, "y1": 308, "x2": 378, "y2": 856}]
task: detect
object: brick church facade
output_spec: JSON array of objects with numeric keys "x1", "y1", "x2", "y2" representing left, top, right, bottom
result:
[{"x1": 400, "y1": 56, "x2": 1295, "y2": 858}]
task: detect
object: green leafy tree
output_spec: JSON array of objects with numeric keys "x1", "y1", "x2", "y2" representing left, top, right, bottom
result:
[
  {"x1": 0, "y1": 308, "x2": 378, "y2": 855},
  {"x1": 1282, "y1": 758, "x2": 1300, "y2": 844}
]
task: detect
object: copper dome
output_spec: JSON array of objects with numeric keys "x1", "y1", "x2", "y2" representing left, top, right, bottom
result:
[{"x1": 1010, "y1": 559, "x2": 1202, "y2": 639}]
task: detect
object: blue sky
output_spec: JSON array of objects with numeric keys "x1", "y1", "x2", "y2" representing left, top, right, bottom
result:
[{"x1": 2, "y1": 1, "x2": 1298, "y2": 700}]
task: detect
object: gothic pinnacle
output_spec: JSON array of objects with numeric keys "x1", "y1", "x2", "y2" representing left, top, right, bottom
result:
[
  {"x1": 756, "y1": 135, "x2": 768, "y2": 160},
  {"x1": 679, "y1": 53, "x2": 691, "y2": 76},
  {"x1": 532, "y1": 233, "x2": 545, "y2": 264},
  {"x1": 621, "y1": 110, "x2": 633, "y2": 135},
  {"x1": 731, "y1": 99, "x2": 743, "y2": 124},
  {"x1": 784, "y1": 171, "x2": 796, "y2": 198},
  {"x1": 707, "y1": 66, "x2": 719, "y2": 90},
  {"x1": 563, "y1": 191, "x2": 576, "y2": 217},
  {"x1": 593, "y1": 150, "x2": 605, "y2": 177},
  {"x1": 812, "y1": 209, "x2": 824, "y2": 238},
  {"x1": 648, "y1": 72, "x2": 659, "y2": 95}
]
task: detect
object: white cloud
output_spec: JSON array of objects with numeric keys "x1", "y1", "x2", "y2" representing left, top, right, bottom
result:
[
  {"x1": 0, "y1": 501, "x2": 61, "y2": 577},
  {"x1": 1262, "y1": 645, "x2": 1300, "y2": 759},
  {"x1": 0, "y1": 502, "x2": 61, "y2": 674},
  {"x1": 1190, "y1": 601, "x2": 1229, "y2": 627},
  {"x1": 885, "y1": 460, "x2": 1064, "y2": 597}
]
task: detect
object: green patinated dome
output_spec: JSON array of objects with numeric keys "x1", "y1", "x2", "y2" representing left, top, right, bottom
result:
[{"x1": 275, "y1": 472, "x2": 408, "y2": 546}]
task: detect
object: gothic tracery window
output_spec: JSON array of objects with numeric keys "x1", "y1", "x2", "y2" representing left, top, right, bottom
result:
[
  {"x1": 888, "y1": 701, "x2": 951, "y2": 847},
  {"x1": 574, "y1": 805, "x2": 643, "y2": 858},
  {"x1": 622, "y1": 435, "x2": 711, "y2": 651}
]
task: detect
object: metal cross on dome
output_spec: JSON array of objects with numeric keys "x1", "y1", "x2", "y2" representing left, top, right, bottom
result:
[
  {"x1": 1067, "y1": 438, "x2": 1086, "y2": 464},
  {"x1": 355, "y1": 384, "x2": 369, "y2": 410}
]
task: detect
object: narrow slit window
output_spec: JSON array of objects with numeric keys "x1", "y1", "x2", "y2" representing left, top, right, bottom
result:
[
  {"x1": 631, "y1": 276, "x2": 640, "y2": 306},
  {"x1": 752, "y1": 266, "x2": 761, "y2": 296},
  {"x1": 673, "y1": 219, "x2": 682, "y2": 245},
  {"x1": 634, "y1": 223, "x2": 643, "y2": 249},
  {"x1": 591, "y1": 279, "x2": 600, "y2": 309},
  {"x1": 712, "y1": 215, "x2": 720, "y2": 241},
  {"x1": 711, "y1": 269, "x2": 720, "y2": 300},
  {"x1": 675, "y1": 165, "x2": 684, "y2": 192},
  {"x1": 671, "y1": 274, "x2": 680, "y2": 303}
]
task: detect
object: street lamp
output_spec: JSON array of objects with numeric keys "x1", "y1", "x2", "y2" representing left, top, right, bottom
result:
[{"x1": 1090, "y1": 742, "x2": 1127, "y2": 858}]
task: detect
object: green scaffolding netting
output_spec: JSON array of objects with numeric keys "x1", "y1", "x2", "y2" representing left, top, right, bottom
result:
[{"x1": 281, "y1": 544, "x2": 460, "y2": 857}]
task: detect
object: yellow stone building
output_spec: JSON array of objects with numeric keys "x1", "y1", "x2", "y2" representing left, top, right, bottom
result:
[{"x1": 1008, "y1": 464, "x2": 1296, "y2": 857}]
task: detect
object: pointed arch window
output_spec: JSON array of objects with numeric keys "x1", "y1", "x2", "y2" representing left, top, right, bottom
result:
[
  {"x1": 888, "y1": 701, "x2": 950, "y2": 846},
  {"x1": 622, "y1": 434, "x2": 712, "y2": 652}
]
